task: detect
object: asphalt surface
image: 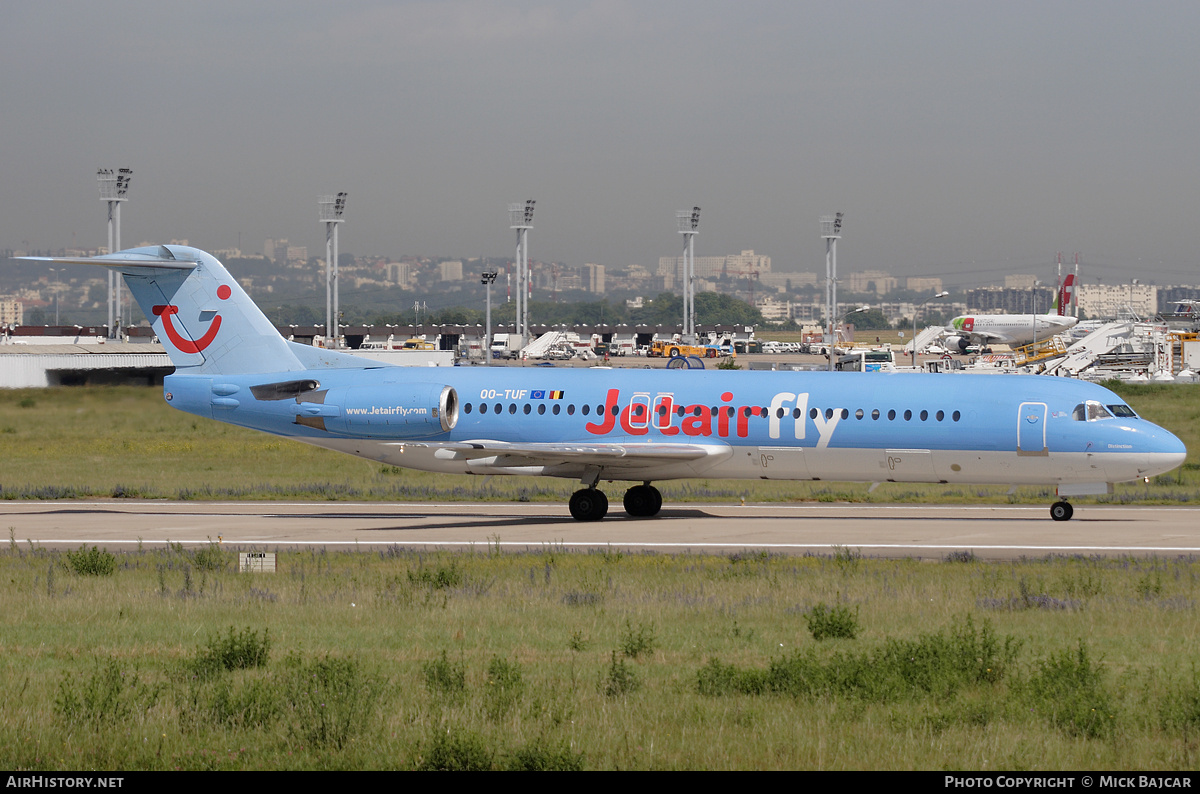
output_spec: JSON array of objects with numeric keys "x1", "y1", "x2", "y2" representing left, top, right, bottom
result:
[{"x1": 4, "y1": 501, "x2": 1198, "y2": 560}]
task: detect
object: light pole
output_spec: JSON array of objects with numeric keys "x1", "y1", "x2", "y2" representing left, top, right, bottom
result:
[
  {"x1": 912, "y1": 291, "x2": 950, "y2": 366},
  {"x1": 820, "y1": 213, "x2": 844, "y2": 370},
  {"x1": 97, "y1": 168, "x2": 131, "y2": 338},
  {"x1": 509, "y1": 200, "x2": 535, "y2": 344},
  {"x1": 48, "y1": 267, "x2": 62, "y2": 325},
  {"x1": 319, "y1": 193, "x2": 348, "y2": 348},
  {"x1": 676, "y1": 207, "x2": 700, "y2": 342},
  {"x1": 481, "y1": 269, "x2": 497, "y2": 365},
  {"x1": 1033, "y1": 280, "x2": 1041, "y2": 352}
]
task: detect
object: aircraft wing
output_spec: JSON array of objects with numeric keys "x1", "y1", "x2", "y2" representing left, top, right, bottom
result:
[{"x1": 393, "y1": 439, "x2": 731, "y2": 472}]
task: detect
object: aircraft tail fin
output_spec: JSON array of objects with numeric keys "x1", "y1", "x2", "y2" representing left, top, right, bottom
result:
[
  {"x1": 1055, "y1": 273, "x2": 1076, "y2": 316},
  {"x1": 21, "y1": 245, "x2": 309, "y2": 375}
]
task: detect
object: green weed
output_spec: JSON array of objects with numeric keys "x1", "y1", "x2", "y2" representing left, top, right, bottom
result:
[
  {"x1": 418, "y1": 727, "x2": 495, "y2": 771},
  {"x1": 409, "y1": 561, "x2": 463, "y2": 590},
  {"x1": 282, "y1": 653, "x2": 384, "y2": 750},
  {"x1": 56, "y1": 657, "x2": 159, "y2": 728},
  {"x1": 619, "y1": 619, "x2": 656, "y2": 658},
  {"x1": 602, "y1": 651, "x2": 639, "y2": 698},
  {"x1": 189, "y1": 626, "x2": 271, "y2": 678},
  {"x1": 507, "y1": 737, "x2": 586, "y2": 771},
  {"x1": 805, "y1": 601, "x2": 860, "y2": 640},
  {"x1": 193, "y1": 542, "x2": 228, "y2": 572},
  {"x1": 64, "y1": 545, "x2": 116, "y2": 576},
  {"x1": 485, "y1": 655, "x2": 525, "y2": 720},
  {"x1": 423, "y1": 650, "x2": 467, "y2": 695},
  {"x1": 1024, "y1": 641, "x2": 1116, "y2": 739}
]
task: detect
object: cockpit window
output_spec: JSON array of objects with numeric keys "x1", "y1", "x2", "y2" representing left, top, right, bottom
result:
[
  {"x1": 1107, "y1": 404, "x2": 1137, "y2": 418},
  {"x1": 1074, "y1": 401, "x2": 1114, "y2": 421}
]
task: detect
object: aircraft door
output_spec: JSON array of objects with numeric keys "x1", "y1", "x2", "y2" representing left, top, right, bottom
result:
[{"x1": 1017, "y1": 402, "x2": 1048, "y2": 456}]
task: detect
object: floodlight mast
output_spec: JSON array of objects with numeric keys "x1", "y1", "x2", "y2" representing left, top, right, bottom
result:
[
  {"x1": 820, "y1": 212, "x2": 844, "y2": 371},
  {"x1": 97, "y1": 168, "x2": 132, "y2": 338},
  {"x1": 319, "y1": 193, "x2": 347, "y2": 348},
  {"x1": 509, "y1": 200, "x2": 535, "y2": 343},
  {"x1": 481, "y1": 268, "x2": 498, "y2": 366},
  {"x1": 676, "y1": 207, "x2": 700, "y2": 342}
]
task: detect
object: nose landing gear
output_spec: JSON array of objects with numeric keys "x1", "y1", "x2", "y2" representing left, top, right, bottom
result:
[{"x1": 1050, "y1": 501, "x2": 1074, "y2": 521}]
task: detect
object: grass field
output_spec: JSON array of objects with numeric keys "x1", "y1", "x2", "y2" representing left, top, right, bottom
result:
[
  {"x1": 1, "y1": 383, "x2": 1197, "y2": 506},
  {"x1": 2, "y1": 544, "x2": 1200, "y2": 770}
]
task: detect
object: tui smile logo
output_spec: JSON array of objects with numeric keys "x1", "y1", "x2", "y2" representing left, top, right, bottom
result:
[{"x1": 153, "y1": 284, "x2": 232, "y2": 353}]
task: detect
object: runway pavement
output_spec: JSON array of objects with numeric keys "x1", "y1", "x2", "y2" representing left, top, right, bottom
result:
[{"x1": 2, "y1": 500, "x2": 1198, "y2": 560}]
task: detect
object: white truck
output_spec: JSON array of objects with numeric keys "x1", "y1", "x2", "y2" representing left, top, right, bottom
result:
[{"x1": 490, "y1": 333, "x2": 523, "y2": 360}]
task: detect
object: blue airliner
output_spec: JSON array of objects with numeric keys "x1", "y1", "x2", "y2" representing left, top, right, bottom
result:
[{"x1": 27, "y1": 246, "x2": 1187, "y2": 522}]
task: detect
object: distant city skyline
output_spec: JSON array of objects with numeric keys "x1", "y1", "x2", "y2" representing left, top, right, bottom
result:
[{"x1": 3, "y1": 2, "x2": 1199, "y2": 290}]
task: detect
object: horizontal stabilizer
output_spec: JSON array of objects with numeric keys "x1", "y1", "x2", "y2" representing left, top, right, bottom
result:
[{"x1": 18, "y1": 246, "x2": 199, "y2": 271}]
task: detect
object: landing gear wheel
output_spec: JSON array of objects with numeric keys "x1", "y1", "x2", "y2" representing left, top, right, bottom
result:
[
  {"x1": 1050, "y1": 501, "x2": 1074, "y2": 522},
  {"x1": 569, "y1": 489, "x2": 609, "y2": 521},
  {"x1": 624, "y1": 485, "x2": 663, "y2": 518}
]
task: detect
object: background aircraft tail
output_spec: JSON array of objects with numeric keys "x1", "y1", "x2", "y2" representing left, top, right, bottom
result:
[{"x1": 1055, "y1": 273, "x2": 1076, "y2": 316}]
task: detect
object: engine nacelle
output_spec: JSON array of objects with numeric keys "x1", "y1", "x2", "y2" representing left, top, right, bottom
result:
[
  {"x1": 295, "y1": 383, "x2": 458, "y2": 438},
  {"x1": 945, "y1": 334, "x2": 971, "y2": 353}
]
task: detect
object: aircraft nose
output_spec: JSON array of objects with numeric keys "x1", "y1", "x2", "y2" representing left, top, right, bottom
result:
[{"x1": 1148, "y1": 426, "x2": 1187, "y2": 474}]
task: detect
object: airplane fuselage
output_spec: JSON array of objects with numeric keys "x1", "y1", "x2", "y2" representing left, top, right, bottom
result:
[
  {"x1": 948, "y1": 313, "x2": 1079, "y2": 350},
  {"x1": 163, "y1": 366, "x2": 1183, "y2": 493}
]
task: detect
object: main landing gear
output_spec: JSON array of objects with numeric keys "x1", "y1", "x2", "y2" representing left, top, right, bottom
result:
[
  {"x1": 623, "y1": 484, "x2": 663, "y2": 518},
  {"x1": 1050, "y1": 500, "x2": 1074, "y2": 521},
  {"x1": 568, "y1": 483, "x2": 663, "y2": 521}
]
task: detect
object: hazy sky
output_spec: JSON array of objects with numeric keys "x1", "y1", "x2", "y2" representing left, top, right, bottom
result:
[{"x1": 3, "y1": 1, "x2": 1199, "y2": 289}]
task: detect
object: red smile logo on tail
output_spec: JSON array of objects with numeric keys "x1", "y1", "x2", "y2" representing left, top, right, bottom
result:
[{"x1": 153, "y1": 284, "x2": 232, "y2": 354}]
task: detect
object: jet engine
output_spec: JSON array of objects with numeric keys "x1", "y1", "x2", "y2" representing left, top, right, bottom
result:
[
  {"x1": 945, "y1": 334, "x2": 971, "y2": 353},
  {"x1": 294, "y1": 383, "x2": 458, "y2": 438}
]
